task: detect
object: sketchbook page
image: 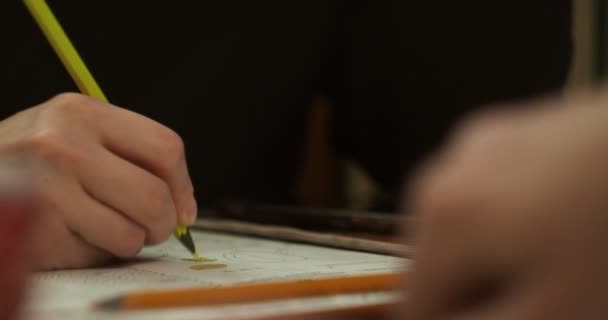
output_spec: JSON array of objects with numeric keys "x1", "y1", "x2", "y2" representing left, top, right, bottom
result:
[{"x1": 24, "y1": 230, "x2": 408, "y2": 319}]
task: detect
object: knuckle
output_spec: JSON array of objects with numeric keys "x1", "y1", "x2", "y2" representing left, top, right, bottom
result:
[
  {"x1": 25, "y1": 130, "x2": 62, "y2": 153},
  {"x1": 45, "y1": 93, "x2": 106, "y2": 125},
  {"x1": 23, "y1": 131, "x2": 85, "y2": 165},
  {"x1": 48, "y1": 93, "x2": 93, "y2": 113},
  {"x1": 113, "y1": 224, "x2": 145, "y2": 258}
]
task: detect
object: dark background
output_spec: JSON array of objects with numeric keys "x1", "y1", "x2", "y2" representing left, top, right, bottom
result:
[{"x1": 0, "y1": 1, "x2": 572, "y2": 212}]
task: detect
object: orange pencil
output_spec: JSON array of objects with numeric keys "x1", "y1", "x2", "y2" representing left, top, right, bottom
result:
[
  {"x1": 245, "y1": 301, "x2": 399, "y2": 320},
  {"x1": 94, "y1": 272, "x2": 405, "y2": 310}
]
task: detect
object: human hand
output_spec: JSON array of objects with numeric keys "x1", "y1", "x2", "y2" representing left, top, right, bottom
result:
[
  {"x1": 0, "y1": 93, "x2": 196, "y2": 270},
  {"x1": 404, "y1": 89, "x2": 608, "y2": 319}
]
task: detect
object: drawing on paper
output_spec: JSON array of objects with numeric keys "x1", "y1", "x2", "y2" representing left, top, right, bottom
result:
[{"x1": 190, "y1": 264, "x2": 227, "y2": 271}]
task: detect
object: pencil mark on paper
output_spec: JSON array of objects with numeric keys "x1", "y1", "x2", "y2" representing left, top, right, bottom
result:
[
  {"x1": 190, "y1": 264, "x2": 227, "y2": 271},
  {"x1": 222, "y1": 247, "x2": 308, "y2": 263}
]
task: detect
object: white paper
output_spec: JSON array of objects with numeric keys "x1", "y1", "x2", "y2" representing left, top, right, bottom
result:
[{"x1": 24, "y1": 230, "x2": 408, "y2": 320}]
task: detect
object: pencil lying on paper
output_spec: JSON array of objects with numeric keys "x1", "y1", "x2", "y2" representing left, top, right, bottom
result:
[
  {"x1": 94, "y1": 272, "x2": 405, "y2": 310},
  {"x1": 194, "y1": 219, "x2": 411, "y2": 257},
  {"x1": 22, "y1": 0, "x2": 197, "y2": 256}
]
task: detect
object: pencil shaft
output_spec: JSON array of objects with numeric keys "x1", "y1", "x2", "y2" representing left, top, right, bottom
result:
[
  {"x1": 208, "y1": 203, "x2": 401, "y2": 234},
  {"x1": 103, "y1": 273, "x2": 404, "y2": 310},
  {"x1": 23, "y1": 0, "x2": 107, "y2": 101},
  {"x1": 193, "y1": 219, "x2": 410, "y2": 256}
]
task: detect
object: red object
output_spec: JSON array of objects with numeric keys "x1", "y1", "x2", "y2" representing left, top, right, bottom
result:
[{"x1": 0, "y1": 164, "x2": 36, "y2": 320}]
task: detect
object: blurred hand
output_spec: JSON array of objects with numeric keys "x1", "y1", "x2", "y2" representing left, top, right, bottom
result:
[
  {"x1": 0, "y1": 93, "x2": 196, "y2": 270},
  {"x1": 404, "y1": 89, "x2": 608, "y2": 319}
]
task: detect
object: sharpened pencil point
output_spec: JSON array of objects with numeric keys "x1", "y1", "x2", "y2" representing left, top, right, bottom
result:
[
  {"x1": 174, "y1": 225, "x2": 196, "y2": 256},
  {"x1": 94, "y1": 296, "x2": 123, "y2": 310}
]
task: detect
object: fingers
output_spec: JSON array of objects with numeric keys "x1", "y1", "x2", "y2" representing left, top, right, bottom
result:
[
  {"x1": 23, "y1": 142, "x2": 148, "y2": 269},
  {"x1": 44, "y1": 176, "x2": 147, "y2": 259},
  {"x1": 1, "y1": 93, "x2": 196, "y2": 270},
  {"x1": 45, "y1": 93, "x2": 197, "y2": 226},
  {"x1": 406, "y1": 155, "x2": 527, "y2": 320},
  {"x1": 404, "y1": 108, "x2": 555, "y2": 320},
  {"x1": 45, "y1": 232, "x2": 112, "y2": 270},
  {"x1": 405, "y1": 134, "x2": 511, "y2": 319},
  {"x1": 77, "y1": 146, "x2": 177, "y2": 245},
  {"x1": 406, "y1": 208, "x2": 492, "y2": 319},
  {"x1": 66, "y1": 192, "x2": 146, "y2": 259},
  {"x1": 93, "y1": 103, "x2": 197, "y2": 225},
  {"x1": 29, "y1": 213, "x2": 111, "y2": 270},
  {"x1": 434, "y1": 275, "x2": 571, "y2": 320},
  {"x1": 404, "y1": 95, "x2": 608, "y2": 320}
]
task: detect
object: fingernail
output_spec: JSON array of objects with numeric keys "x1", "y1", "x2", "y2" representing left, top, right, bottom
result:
[{"x1": 183, "y1": 197, "x2": 197, "y2": 225}]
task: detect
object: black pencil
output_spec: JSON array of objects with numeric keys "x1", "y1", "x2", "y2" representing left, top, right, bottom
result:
[{"x1": 202, "y1": 202, "x2": 403, "y2": 235}]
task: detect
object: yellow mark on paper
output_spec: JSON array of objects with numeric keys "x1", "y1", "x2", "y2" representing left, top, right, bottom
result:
[
  {"x1": 189, "y1": 264, "x2": 227, "y2": 271},
  {"x1": 182, "y1": 249, "x2": 217, "y2": 262},
  {"x1": 182, "y1": 256, "x2": 217, "y2": 263}
]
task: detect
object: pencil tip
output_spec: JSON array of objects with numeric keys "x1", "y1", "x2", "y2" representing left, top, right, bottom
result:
[
  {"x1": 176, "y1": 228, "x2": 197, "y2": 255},
  {"x1": 94, "y1": 297, "x2": 123, "y2": 310}
]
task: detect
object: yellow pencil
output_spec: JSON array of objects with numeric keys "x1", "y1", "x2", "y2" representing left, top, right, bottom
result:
[{"x1": 23, "y1": 0, "x2": 197, "y2": 256}]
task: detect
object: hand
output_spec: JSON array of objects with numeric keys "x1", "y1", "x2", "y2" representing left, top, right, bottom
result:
[
  {"x1": 0, "y1": 93, "x2": 196, "y2": 270},
  {"x1": 404, "y1": 88, "x2": 608, "y2": 319}
]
